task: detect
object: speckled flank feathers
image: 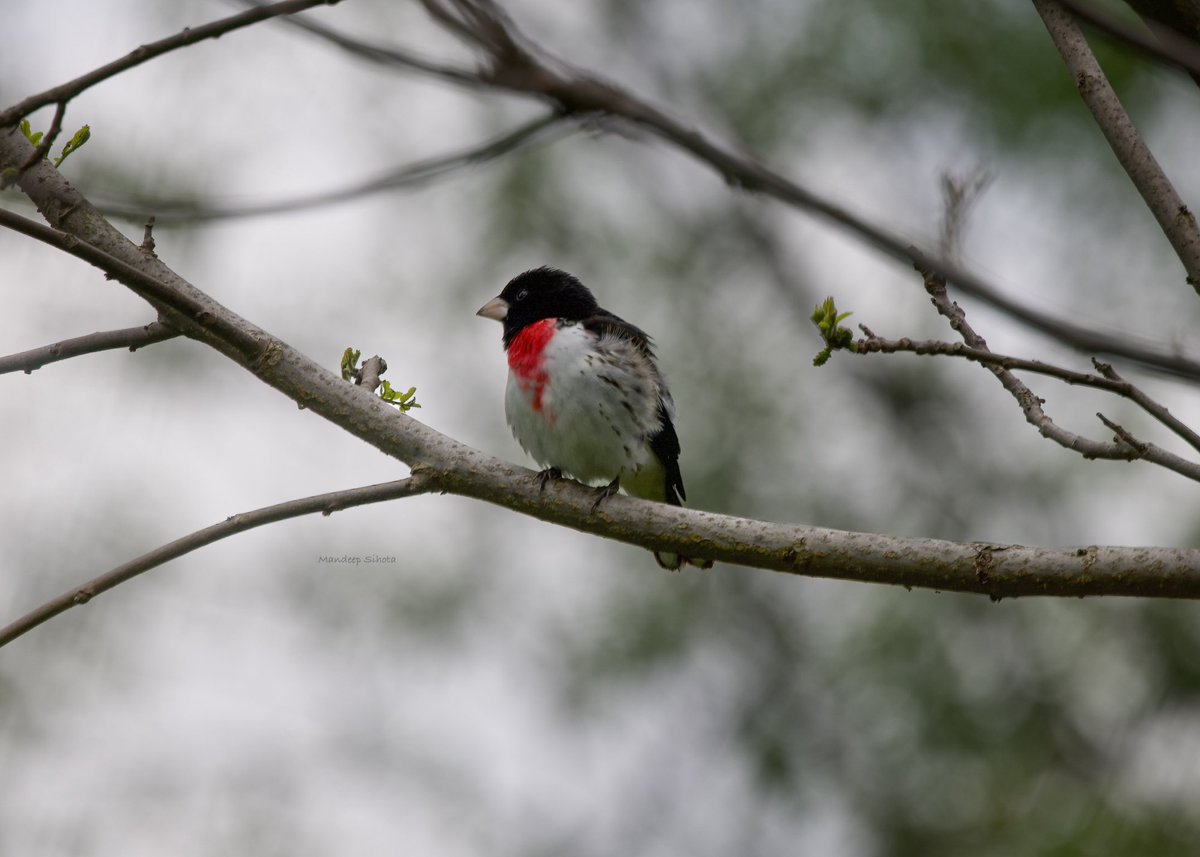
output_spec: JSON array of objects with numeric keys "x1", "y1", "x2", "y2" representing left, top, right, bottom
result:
[{"x1": 477, "y1": 267, "x2": 711, "y2": 570}]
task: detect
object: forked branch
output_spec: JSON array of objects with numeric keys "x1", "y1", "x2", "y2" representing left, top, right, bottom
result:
[{"x1": 911, "y1": 266, "x2": 1200, "y2": 481}]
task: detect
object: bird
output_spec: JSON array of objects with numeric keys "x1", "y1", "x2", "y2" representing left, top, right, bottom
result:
[{"x1": 477, "y1": 266, "x2": 712, "y2": 570}]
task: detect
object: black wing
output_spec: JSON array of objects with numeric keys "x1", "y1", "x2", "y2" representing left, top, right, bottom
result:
[
  {"x1": 649, "y1": 405, "x2": 686, "y2": 506},
  {"x1": 581, "y1": 308, "x2": 657, "y2": 362},
  {"x1": 583, "y1": 308, "x2": 685, "y2": 505}
]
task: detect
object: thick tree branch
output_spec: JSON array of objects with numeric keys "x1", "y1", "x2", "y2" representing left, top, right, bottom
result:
[
  {"x1": 5, "y1": 129, "x2": 1200, "y2": 603},
  {"x1": 0, "y1": 0, "x2": 344, "y2": 130},
  {"x1": 0, "y1": 476, "x2": 431, "y2": 649},
  {"x1": 0, "y1": 321, "x2": 177, "y2": 375},
  {"x1": 1034, "y1": 0, "x2": 1200, "y2": 292}
]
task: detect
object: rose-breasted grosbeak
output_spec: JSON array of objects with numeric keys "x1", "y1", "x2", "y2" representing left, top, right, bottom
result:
[{"x1": 477, "y1": 267, "x2": 711, "y2": 570}]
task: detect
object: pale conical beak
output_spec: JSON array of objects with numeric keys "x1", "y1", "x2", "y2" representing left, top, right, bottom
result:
[{"x1": 476, "y1": 296, "x2": 509, "y2": 321}]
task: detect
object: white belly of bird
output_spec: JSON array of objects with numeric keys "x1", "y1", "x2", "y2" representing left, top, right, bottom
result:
[{"x1": 505, "y1": 322, "x2": 660, "y2": 486}]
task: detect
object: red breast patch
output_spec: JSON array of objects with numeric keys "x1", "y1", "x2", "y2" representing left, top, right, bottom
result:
[{"x1": 508, "y1": 318, "x2": 556, "y2": 412}]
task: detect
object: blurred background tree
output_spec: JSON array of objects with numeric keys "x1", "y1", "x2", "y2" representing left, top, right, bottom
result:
[{"x1": 3, "y1": 0, "x2": 1200, "y2": 854}]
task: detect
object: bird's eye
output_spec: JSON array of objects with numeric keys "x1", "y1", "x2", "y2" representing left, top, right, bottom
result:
[{"x1": 515, "y1": 288, "x2": 528, "y2": 301}]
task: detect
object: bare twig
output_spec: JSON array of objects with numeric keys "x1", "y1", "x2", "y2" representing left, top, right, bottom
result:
[
  {"x1": 91, "y1": 112, "x2": 573, "y2": 223},
  {"x1": 0, "y1": 476, "x2": 432, "y2": 648},
  {"x1": 1091, "y1": 358, "x2": 1200, "y2": 453},
  {"x1": 856, "y1": 327, "x2": 1200, "y2": 455},
  {"x1": 0, "y1": 321, "x2": 178, "y2": 375},
  {"x1": 938, "y1": 170, "x2": 992, "y2": 260},
  {"x1": 355, "y1": 355, "x2": 388, "y2": 393},
  {"x1": 15, "y1": 101, "x2": 66, "y2": 174},
  {"x1": 231, "y1": 0, "x2": 490, "y2": 87},
  {"x1": 0, "y1": 0, "x2": 344, "y2": 128},
  {"x1": 918, "y1": 267, "x2": 1130, "y2": 461},
  {"x1": 140, "y1": 216, "x2": 157, "y2": 255},
  {"x1": 418, "y1": 0, "x2": 530, "y2": 62},
  {"x1": 1097, "y1": 411, "x2": 1150, "y2": 453},
  {"x1": 0, "y1": 203, "x2": 265, "y2": 360},
  {"x1": 1034, "y1": 0, "x2": 1200, "y2": 292},
  {"x1": 915, "y1": 266, "x2": 1200, "y2": 480}
]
